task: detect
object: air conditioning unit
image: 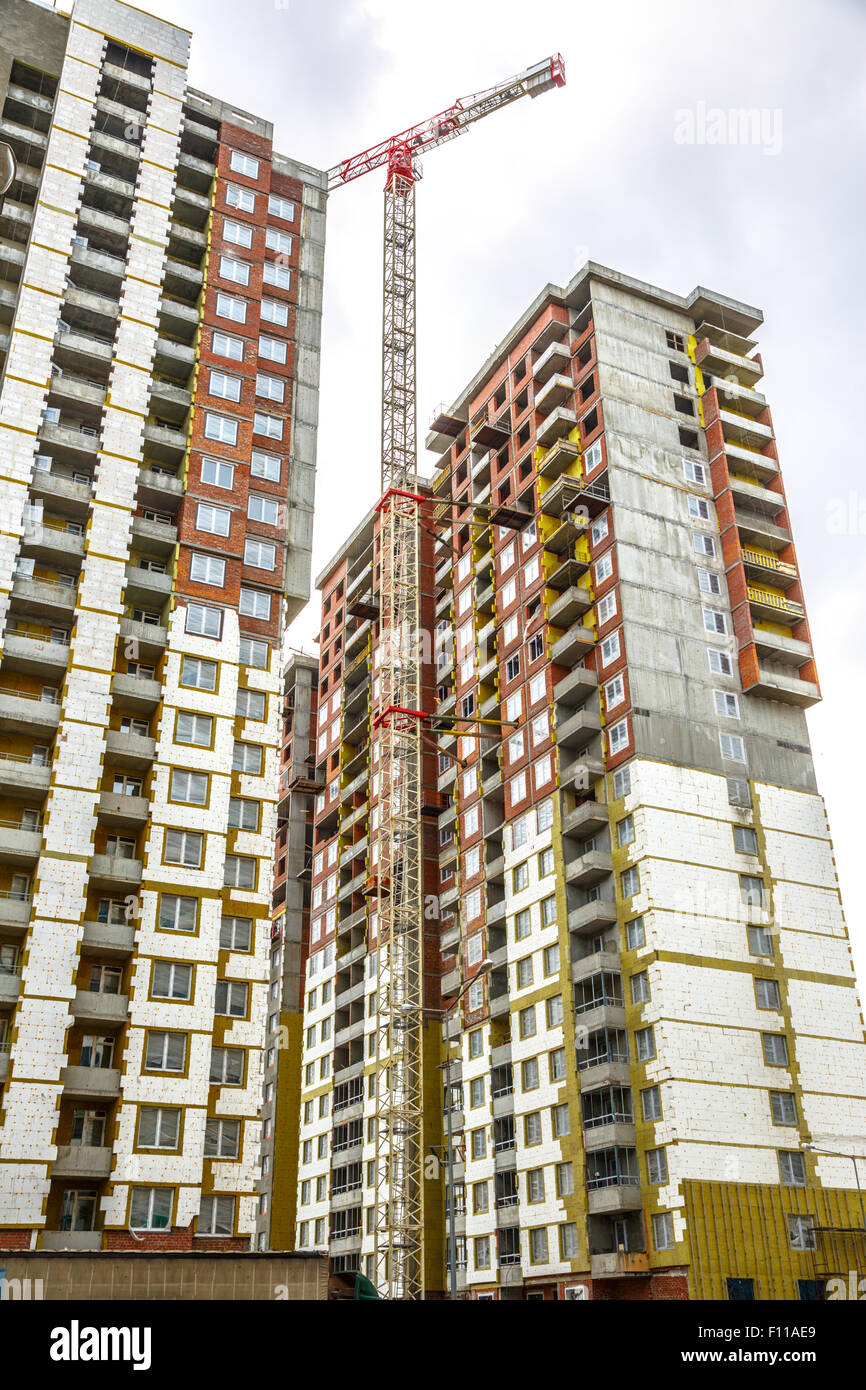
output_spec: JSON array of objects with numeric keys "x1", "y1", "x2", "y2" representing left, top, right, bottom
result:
[{"x1": 564, "y1": 1284, "x2": 589, "y2": 1301}]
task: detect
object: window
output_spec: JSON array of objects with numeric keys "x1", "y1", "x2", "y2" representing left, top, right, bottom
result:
[
  {"x1": 771, "y1": 1090, "x2": 797, "y2": 1126},
  {"x1": 635, "y1": 1025, "x2": 655, "y2": 1061},
  {"x1": 516, "y1": 956, "x2": 533, "y2": 989},
  {"x1": 268, "y1": 193, "x2": 295, "y2": 220},
  {"x1": 196, "y1": 502, "x2": 232, "y2": 536},
  {"x1": 222, "y1": 217, "x2": 253, "y2": 248},
  {"x1": 181, "y1": 656, "x2": 217, "y2": 692},
  {"x1": 721, "y1": 732, "x2": 746, "y2": 762},
  {"x1": 613, "y1": 766, "x2": 631, "y2": 799},
  {"x1": 258, "y1": 334, "x2": 287, "y2": 364},
  {"x1": 529, "y1": 1227, "x2": 548, "y2": 1264},
  {"x1": 215, "y1": 979, "x2": 249, "y2": 1018},
  {"x1": 265, "y1": 227, "x2": 292, "y2": 255},
  {"x1": 261, "y1": 297, "x2": 289, "y2": 327},
  {"x1": 519, "y1": 1005, "x2": 536, "y2": 1040},
  {"x1": 652, "y1": 1212, "x2": 675, "y2": 1250},
  {"x1": 605, "y1": 674, "x2": 625, "y2": 711},
  {"x1": 254, "y1": 410, "x2": 283, "y2": 440},
  {"x1": 617, "y1": 814, "x2": 634, "y2": 847},
  {"x1": 250, "y1": 450, "x2": 281, "y2": 482},
  {"x1": 597, "y1": 591, "x2": 617, "y2": 627},
  {"x1": 228, "y1": 797, "x2": 259, "y2": 831},
  {"x1": 748, "y1": 925, "x2": 773, "y2": 957},
  {"x1": 239, "y1": 588, "x2": 272, "y2": 621},
  {"x1": 152, "y1": 960, "x2": 193, "y2": 1000},
  {"x1": 779, "y1": 1151, "x2": 807, "y2": 1187},
  {"x1": 176, "y1": 712, "x2": 213, "y2": 747},
  {"x1": 594, "y1": 551, "x2": 613, "y2": 585},
  {"x1": 703, "y1": 608, "x2": 727, "y2": 636},
  {"x1": 225, "y1": 855, "x2": 256, "y2": 890},
  {"x1": 763, "y1": 1033, "x2": 789, "y2": 1066},
  {"x1": 130, "y1": 1187, "x2": 173, "y2": 1231},
  {"x1": 609, "y1": 719, "x2": 629, "y2": 755},
  {"x1": 590, "y1": 514, "x2": 609, "y2": 546},
  {"x1": 230, "y1": 150, "x2": 259, "y2": 179},
  {"x1": 621, "y1": 864, "x2": 639, "y2": 897},
  {"x1": 210, "y1": 1046, "x2": 245, "y2": 1085},
  {"x1": 541, "y1": 896, "x2": 557, "y2": 927},
  {"x1": 549, "y1": 1048, "x2": 566, "y2": 1083},
  {"x1": 212, "y1": 330, "x2": 243, "y2": 360},
  {"x1": 185, "y1": 603, "x2": 222, "y2": 639},
  {"x1": 693, "y1": 532, "x2": 716, "y2": 558},
  {"x1": 714, "y1": 690, "x2": 740, "y2": 718},
  {"x1": 219, "y1": 255, "x2": 250, "y2": 286},
  {"x1": 756, "y1": 977, "x2": 781, "y2": 1010},
  {"x1": 626, "y1": 915, "x2": 645, "y2": 949},
  {"x1": 708, "y1": 648, "x2": 733, "y2": 676},
  {"x1": 204, "y1": 1118, "x2": 241, "y2": 1159},
  {"x1": 215, "y1": 293, "x2": 247, "y2": 324},
  {"x1": 741, "y1": 874, "x2": 765, "y2": 908},
  {"x1": 551, "y1": 1101, "x2": 569, "y2": 1137},
  {"x1": 734, "y1": 826, "x2": 758, "y2": 855},
  {"x1": 189, "y1": 553, "x2": 226, "y2": 586},
  {"x1": 642, "y1": 1085, "x2": 662, "y2": 1121},
  {"x1": 249, "y1": 494, "x2": 280, "y2": 525},
  {"x1": 684, "y1": 458, "x2": 706, "y2": 484},
  {"x1": 263, "y1": 261, "x2": 291, "y2": 289},
  {"x1": 788, "y1": 1215, "x2": 816, "y2": 1251},
  {"x1": 240, "y1": 637, "x2": 269, "y2": 669},
  {"x1": 170, "y1": 769, "x2": 208, "y2": 806},
  {"x1": 515, "y1": 908, "x2": 531, "y2": 940},
  {"x1": 164, "y1": 829, "x2": 203, "y2": 869},
  {"x1": 524, "y1": 1111, "x2": 542, "y2": 1145},
  {"x1": 505, "y1": 654, "x2": 520, "y2": 683},
  {"x1": 698, "y1": 569, "x2": 722, "y2": 596},
  {"x1": 138, "y1": 1107, "x2": 180, "y2": 1150},
  {"x1": 236, "y1": 687, "x2": 266, "y2": 720},
  {"x1": 198, "y1": 1195, "x2": 235, "y2": 1236},
  {"x1": 688, "y1": 495, "x2": 710, "y2": 521},
  {"x1": 256, "y1": 372, "x2": 285, "y2": 403},
  {"x1": 600, "y1": 631, "x2": 621, "y2": 667},
  {"x1": 158, "y1": 895, "x2": 197, "y2": 933},
  {"x1": 646, "y1": 1147, "x2": 668, "y2": 1184},
  {"x1": 221, "y1": 916, "x2": 253, "y2": 951},
  {"x1": 209, "y1": 369, "x2": 241, "y2": 403},
  {"x1": 631, "y1": 970, "x2": 650, "y2": 1004},
  {"x1": 145, "y1": 1031, "x2": 186, "y2": 1072}
]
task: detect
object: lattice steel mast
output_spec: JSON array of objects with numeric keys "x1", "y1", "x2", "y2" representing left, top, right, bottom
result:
[{"x1": 326, "y1": 54, "x2": 566, "y2": 1301}]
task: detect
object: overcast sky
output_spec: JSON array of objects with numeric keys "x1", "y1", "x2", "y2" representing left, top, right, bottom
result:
[{"x1": 132, "y1": 0, "x2": 866, "y2": 991}]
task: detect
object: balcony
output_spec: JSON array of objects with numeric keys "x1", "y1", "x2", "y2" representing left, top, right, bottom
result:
[
  {"x1": 20, "y1": 522, "x2": 85, "y2": 565},
  {"x1": 562, "y1": 801, "x2": 609, "y2": 838},
  {"x1": 537, "y1": 436, "x2": 581, "y2": 482},
  {"x1": 719, "y1": 408, "x2": 773, "y2": 451},
  {"x1": 0, "y1": 892, "x2": 31, "y2": 932},
  {"x1": 533, "y1": 339, "x2": 571, "y2": 385},
  {"x1": 746, "y1": 585, "x2": 805, "y2": 627},
  {"x1": 52, "y1": 1145, "x2": 113, "y2": 1181},
  {"x1": 105, "y1": 729, "x2": 155, "y2": 770},
  {"x1": 0, "y1": 686, "x2": 60, "y2": 736},
  {"x1": 118, "y1": 616, "x2": 168, "y2": 659},
  {"x1": 745, "y1": 666, "x2": 820, "y2": 709},
  {"x1": 0, "y1": 753, "x2": 52, "y2": 797},
  {"x1": 591, "y1": 1250, "x2": 649, "y2": 1279},
  {"x1": 559, "y1": 752, "x2": 605, "y2": 791},
  {"x1": 0, "y1": 628, "x2": 67, "y2": 681},
  {"x1": 0, "y1": 820, "x2": 42, "y2": 866},
  {"x1": 568, "y1": 899, "x2": 618, "y2": 935},
  {"x1": 565, "y1": 849, "x2": 613, "y2": 888},
  {"x1": 11, "y1": 576, "x2": 77, "y2": 621},
  {"x1": 123, "y1": 563, "x2": 172, "y2": 604},
  {"x1": 536, "y1": 405, "x2": 577, "y2": 449},
  {"x1": 88, "y1": 853, "x2": 142, "y2": 889},
  {"x1": 72, "y1": 989, "x2": 129, "y2": 1026},
  {"x1": 0, "y1": 970, "x2": 22, "y2": 1005},
  {"x1": 81, "y1": 918, "x2": 135, "y2": 956},
  {"x1": 724, "y1": 439, "x2": 777, "y2": 484},
  {"x1": 556, "y1": 706, "x2": 602, "y2": 751},
  {"x1": 554, "y1": 664, "x2": 598, "y2": 706},
  {"x1": 740, "y1": 547, "x2": 797, "y2": 590},
  {"x1": 97, "y1": 791, "x2": 149, "y2": 828},
  {"x1": 534, "y1": 372, "x2": 574, "y2": 417},
  {"x1": 548, "y1": 585, "x2": 592, "y2": 626},
  {"x1": 550, "y1": 622, "x2": 595, "y2": 667},
  {"x1": 695, "y1": 334, "x2": 762, "y2": 387},
  {"x1": 110, "y1": 672, "x2": 162, "y2": 714},
  {"x1": 572, "y1": 947, "x2": 620, "y2": 982},
  {"x1": 137, "y1": 466, "x2": 183, "y2": 511},
  {"x1": 60, "y1": 1065, "x2": 121, "y2": 1100},
  {"x1": 750, "y1": 627, "x2": 811, "y2": 667}
]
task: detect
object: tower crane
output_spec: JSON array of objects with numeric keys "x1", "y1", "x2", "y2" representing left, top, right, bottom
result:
[{"x1": 326, "y1": 53, "x2": 566, "y2": 1301}]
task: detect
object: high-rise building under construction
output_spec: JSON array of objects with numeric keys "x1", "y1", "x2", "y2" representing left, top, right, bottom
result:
[
  {"x1": 291, "y1": 261, "x2": 866, "y2": 1300},
  {"x1": 0, "y1": 0, "x2": 325, "y2": 1250}
]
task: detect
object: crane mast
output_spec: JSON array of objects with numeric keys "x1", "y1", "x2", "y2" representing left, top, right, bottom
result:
[{"x1": 327, "y1": 54, "x2": 565, "y2": 1301}]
